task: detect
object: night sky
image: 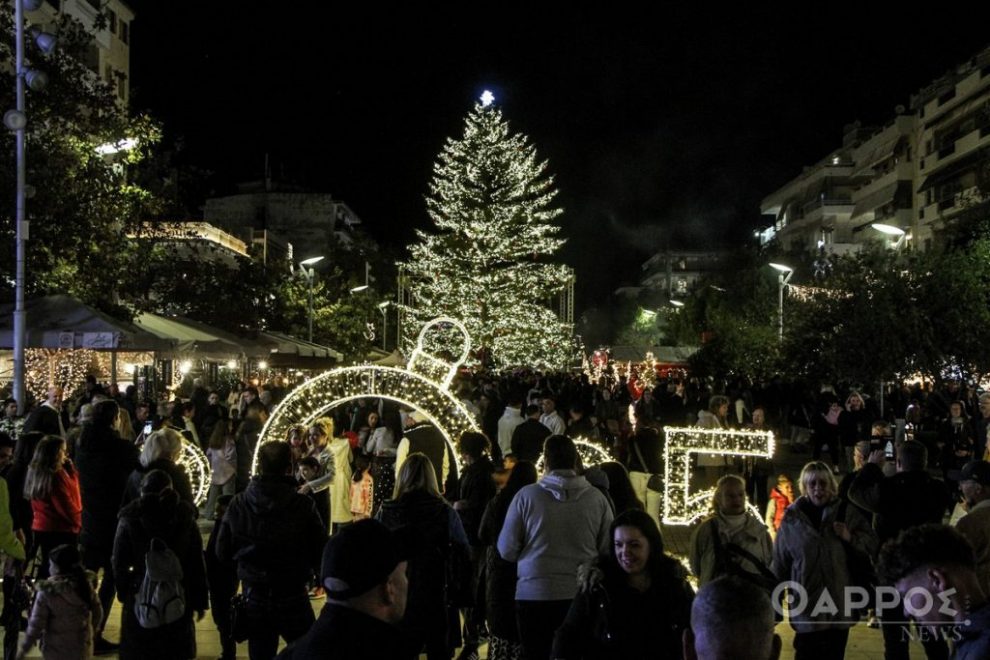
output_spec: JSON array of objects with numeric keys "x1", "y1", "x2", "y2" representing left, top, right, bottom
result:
[{"x1": 126, "y1": 4, "x2": 990, "y2": 312}]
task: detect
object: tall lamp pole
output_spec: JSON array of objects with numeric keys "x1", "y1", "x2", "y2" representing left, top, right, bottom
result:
[
  {"x1": 769, "y1": 263, "x2": 794, "y2": 342},
  {"x1": 378, "y1": 301, "x2": 389, "y2": 350},
  {"x1": 299, "y1": 256, "x2": 324, "y2": 342},
  {"x1": 5, "y1": 0, "x2": 55, "y2": 415}
]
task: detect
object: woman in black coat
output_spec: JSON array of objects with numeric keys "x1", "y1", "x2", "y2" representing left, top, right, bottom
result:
[
  {"x1": 121, "y1": 428, "x2": 195, "y2": 509},
  {"x1": 112, "y1": 469, "x2": 208, "y2": 660},
  {"x1": 552, "y1": 509, "x2": 694, "y2": 660},
  {"x1": 478, "y1": 461, "x2": 538, "y2": 660},
  {"x1": 376, "y1": 453, "x2": 469, "y2": 660}
]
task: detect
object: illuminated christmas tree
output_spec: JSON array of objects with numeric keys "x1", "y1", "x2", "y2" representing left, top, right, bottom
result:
[{"x1": 401, "y1": 94, "x2": 573, "y2": 369}]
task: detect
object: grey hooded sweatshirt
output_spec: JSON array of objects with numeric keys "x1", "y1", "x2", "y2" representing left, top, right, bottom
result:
[{"x1": 497, "y1": 470, "x2": 613, "y2": 601}]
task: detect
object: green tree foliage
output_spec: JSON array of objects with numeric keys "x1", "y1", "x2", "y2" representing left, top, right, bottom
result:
[
  {"x1": 0, "y1": 8, "x2": 161, "y2": 315},
  {"x1": 400, "y1": 101, "x2": 574, "y2": 369}
]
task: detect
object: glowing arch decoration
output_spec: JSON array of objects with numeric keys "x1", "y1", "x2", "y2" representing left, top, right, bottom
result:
[
  {"x1": 176, "y1": 438, "x2": 211, "y2": 507},
  {"x1": 662, "y1": 427, "x2": 775, "y2": 526},
  {"x1": 254, "y1": 318, "x2": 481, "y2": 475},
  {"x1": 536, "y1": 437, "x2": 612, "y2": 472}
]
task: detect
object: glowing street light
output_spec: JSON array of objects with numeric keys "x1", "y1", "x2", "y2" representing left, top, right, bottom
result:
[
  {"x1": 299, "y1": 256, "x2": 324, "y2": 342},
  {"x1": 669, "y1": 299, "x2": 685, "y2": 308},
  {"x1": 871, "y1": 223, "x2": 907, "y2": 249},
  {"x1": 769, "y1": 263, "x2": 794, "y2": 341}
]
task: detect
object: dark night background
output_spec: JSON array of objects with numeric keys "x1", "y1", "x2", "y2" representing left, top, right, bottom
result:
[{"x1": 126, "y1": 4, "x2": 990, "y2": 313}]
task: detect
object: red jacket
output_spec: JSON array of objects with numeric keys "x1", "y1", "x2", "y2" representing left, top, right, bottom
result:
[
  {"x1": 768, "y1": 486, "x2": 792, "y2": 532},
  {"x1": 31, "y1": 467, "x2": 82, "y2": 534}
]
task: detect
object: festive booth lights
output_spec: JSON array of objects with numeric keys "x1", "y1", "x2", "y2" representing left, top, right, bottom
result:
[
  {"x1": 176, "y1": 437, "x2": 211, "y2": 507},
  {"x1": 253, "y1": 318, "x2": 481, "y2": 475},
  {"x1": 25, "y1": 348, "x2": 97, "y2": 401},
  {"x1": 662, "y1": 427, "x2": 775, "y2": 525}
]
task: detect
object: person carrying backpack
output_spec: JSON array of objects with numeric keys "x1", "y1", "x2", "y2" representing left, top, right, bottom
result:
[{"x1": 112, "y1": 469, "x2": 207, "y2": 660}]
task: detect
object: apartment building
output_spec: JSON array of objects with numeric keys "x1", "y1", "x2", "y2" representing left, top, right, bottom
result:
[
  {"x1": 29, "y1": 0, "x2": 133, "y2": 105},
  {"x1": 761, "y1": 45, "x2": 990, "y2": 254}
]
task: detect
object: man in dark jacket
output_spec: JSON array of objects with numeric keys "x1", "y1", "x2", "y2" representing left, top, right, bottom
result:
[
  {"x1": 849, "y1": 440, "x2": 953, "y2": 660},
  {"x1": 510, "y1": 405, "x2": 551, "y2": 463},
  {"x1": 277, "y1": 519, "x2": 413, "y2": 660},
  {"x1": 74, "y1": 398, "x2": 138, "y2": 654},
  {"x1": 217, "y1": 441, "x2": 327, "y2": 660},
  {"x1": 21, "y1": 386, "x2": 68, "y2": 438},
  {"x1": 396, "y1": 412, "x2": 459, "y2": 499}
]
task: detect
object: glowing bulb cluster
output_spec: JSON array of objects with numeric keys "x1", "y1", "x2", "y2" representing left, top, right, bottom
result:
[
  {"x1": 176, "y1": 437, "x2": 211, "y2": 507},
  {"x1": 661, "y1": 427, "x2": 775, "y2": 525}
]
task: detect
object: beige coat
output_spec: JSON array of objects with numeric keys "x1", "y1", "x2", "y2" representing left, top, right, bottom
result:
[
  {"x1": 956, "y1": 499, "x2": 990, "y2": 596},
  {"x1": 772, "y1": 496, "x2": 878, "y2": 634}
]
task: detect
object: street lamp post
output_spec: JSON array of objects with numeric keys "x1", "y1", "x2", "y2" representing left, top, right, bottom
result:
[
  {"x1": 6, "y1": 0, "x2": 56, "y2": 415},
  {"x1": 769, "y1": 263, "x2": 794, "y2": 342},
  {"x1": 299, "y1": 256, "x2": 324, "y2": 342},
  {"x1": 378, "y1": 301, "x2": 389, "y2": 350}
]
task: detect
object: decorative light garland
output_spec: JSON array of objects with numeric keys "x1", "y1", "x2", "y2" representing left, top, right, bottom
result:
[
  {"x1": 254, "y1": 318, "x2": 481, "y2": 475},
  {"x1": 535, "y1": 436, "x2": 612, "y2": 472},
  {"x1": 662, "y1": 426, "x2": 775, "y2": 525},
  {"x1": 25, "y1": 348, "x2": 97, "y2": 401},
  {"x1": 176, "y1": 437, "x2": 211, "y2": 507}
]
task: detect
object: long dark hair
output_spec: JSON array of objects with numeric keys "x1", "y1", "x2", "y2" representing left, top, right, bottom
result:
[
  {"x1": 49, "y1": 543, "x2": 94, "y2": 607},
  {"x1": 492, "y1": 461, "x2": 538, "y2": 529},
  {"x1": 605, "y1": 509, "x2": 671, "y2": 585},
  {"x1": 599, "y1": 462, "x2": 644, "y2": 515}
]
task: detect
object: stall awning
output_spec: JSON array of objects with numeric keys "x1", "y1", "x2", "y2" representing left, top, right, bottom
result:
[
  {"x1": 133, "y1": 313, "x2": 247, "y2": 360},
  {"x1": 258, "y1": 331, "x2": 344, "y2": 361},
  {"x1": 0, "y1": 295, "x2": 168, "y2": 351},
  {"x1": 608, "y1": 345, "x2": 698, "y2": 363}
]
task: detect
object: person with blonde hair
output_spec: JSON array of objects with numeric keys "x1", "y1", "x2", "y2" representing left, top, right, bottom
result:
[
  {"x1": 376, "y1": 453, "x2": 468, "y2": 660},
  {"x1": 772, "y1": 461, "x2": 877, "y2": 659},
  {"x1": 121, "y1": 428, "x2": 194, "y2": 508},
  {"x1": 689, "y1": 474, "x2": 772, "y2": 587}
]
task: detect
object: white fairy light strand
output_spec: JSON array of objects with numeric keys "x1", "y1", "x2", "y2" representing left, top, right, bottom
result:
[
  {"x1": 662, "y1": 426, "x2": 775, "y2": 525},
  {"x1": 176, "y1": 437, "x2": 211, "y2": 507}
]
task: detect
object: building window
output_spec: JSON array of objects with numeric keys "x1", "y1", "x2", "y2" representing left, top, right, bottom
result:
[
  {"x1": 117, "y1": 74, "x2": 126, "y2": 100},
  {"x1": 104, "y1": 64, "x2": 113, "y2": 83},
  {"x1": 120, "y1": 21, "x2": 129, "y2": 44},
  {"x1": 938, "y1": 89, "x2": 956, "y2": 106},
  {"x1": 107, "y1": 9, "x2": 116, "y2": 34}
]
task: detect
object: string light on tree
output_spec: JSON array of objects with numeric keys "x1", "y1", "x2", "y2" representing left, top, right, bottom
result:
[
  {"x1": 399, "y1": 98, "x2": 574, "y2": 369},
  {"x1": 25, "y1": 348, "x2": 97, "y2": 401}
]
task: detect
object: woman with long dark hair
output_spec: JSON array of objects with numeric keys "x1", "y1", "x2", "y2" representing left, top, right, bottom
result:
[
  {"x1": 24, "y1": 436, "x2": 81, "y2": 580},
  {"x1": 478, "y1": 461, "x2": 539, "y2": 660},
  {"x1": 598, "y1": 462, "x2": 644, "y2": 516},
  {"x1": 552, "y1": 509, "x2": 694, "y2": 659}
]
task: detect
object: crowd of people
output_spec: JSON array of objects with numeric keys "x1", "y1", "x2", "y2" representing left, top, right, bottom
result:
[{"x1": 0, "y1": 370, "x2": 986, "y2": 659}]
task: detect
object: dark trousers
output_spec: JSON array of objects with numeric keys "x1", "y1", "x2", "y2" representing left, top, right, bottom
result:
[
  {"x1": 243, "y1": 586, "x2": 315, "y2": 660},
  {"x1": 793, "y1": 629, "x2": 850, "y2": 660},
  {"x1": 460, "y1": 545, "x2": 487, "y2": 649},
  {"x1": 2, "y1": 561, "x2": 23, "y2": 660},
  {"x1": 516, "y1": 599, "x2": 571, "y2": 660},
  {"x1": 82, "y1": 542, "x2": 115, "y2": 634},
  {"x1": 880, "y1": 613, "x2": 950, "y2": 660}
]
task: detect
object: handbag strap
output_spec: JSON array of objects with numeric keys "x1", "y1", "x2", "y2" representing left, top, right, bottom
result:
[
  {"x1": 711, "y1": 519, "x2": 776, "y2": 582},
  {"x1": 632, "y1": 439, "x2": 649, "y2": 473}
]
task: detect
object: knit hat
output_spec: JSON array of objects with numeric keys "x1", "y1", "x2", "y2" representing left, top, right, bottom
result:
[{"x1": 321, "y1": 519, "x2": 411, "y2": 599}]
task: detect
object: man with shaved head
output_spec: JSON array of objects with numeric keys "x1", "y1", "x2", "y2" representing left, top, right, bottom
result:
[{"x1": 683, "y1": 576, "x2": 781, "y2": 660}]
